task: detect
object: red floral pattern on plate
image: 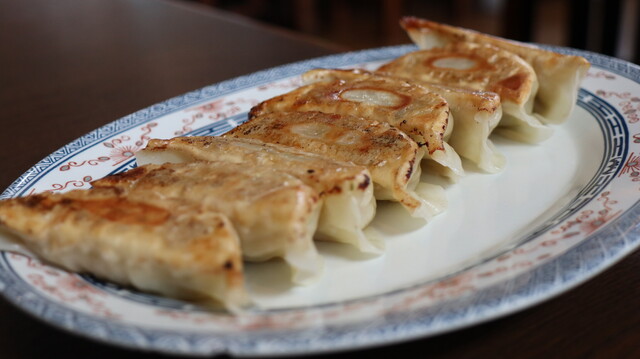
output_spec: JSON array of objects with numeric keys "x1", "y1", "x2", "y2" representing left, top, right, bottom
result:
[{"x1": 9, "y1": 254, "x2": 120, "y2": 319}]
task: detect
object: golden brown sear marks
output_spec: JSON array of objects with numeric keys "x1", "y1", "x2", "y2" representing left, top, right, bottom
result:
[
  {"x1": 137, "y1": 136, "x2": 379, "y2": 253},
  {"x1": 75, "y1": 197, "x2": 170, "y2": 226},
  {"x1": 93, "y1": 161, "x2": 323, "y2": 283},
  {"x1": 140, "y1": 136, "x2": 372, "y2": 196},
  {"x1": 0, "y1": 188, "x2": 247, "y2": 308},
  {"x1": 378, "y1": 42, "x2": 537, "y2": 105},
  {"x1": 400, "y1": 16, "x2": 590, "y2": 123},
  {"x1": 4, "y1": 188, "x2": 169, "y2": 227},
  {"x1": 93, "y1": 162, "x2": 321, "y2": 239},
  {"x1": 400, "y1": 16, "x2": 590, "y2": 71},
  {"x1": 250, "y1": 69, "x2": 450, "y2": 156},
  {"x1": 227, "y1": 111, "x2": 417, "y2": 175},
  {"x1": 325, "y1": 68, "x2": 501, "y2": 118},
  {"x1": 226, "y1": 111, "x2": 426, "y2": 213},
  {"x1": 303, "y1": 68, "x2": 509, "y2": 172}
]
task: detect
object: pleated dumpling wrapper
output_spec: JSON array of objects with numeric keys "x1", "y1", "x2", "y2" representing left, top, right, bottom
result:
[
  {"x1": 225, "y1": 111, "x2": 447, "y2": 221},
  {"x1": 92, "y1": 161, "x2": 323, "y2": 285},
  {"x1": 0, "y1": 188, "x2": 248, "y2": 311},
  {"x1": 378, "y1": 42, "x2": 552, "y2": 144},
  {"x1": 137, "y1": 136, "x2": 380, "y2": 254},
  {"x1": 401, "y1": 16, "x2": 590, "y2": 124},
  {"x1": 312, "y1": 68, "x2": 506, "y2": 173},
  {"x1": 250, "y1": 68, "x2": 464, "y2": 181}
]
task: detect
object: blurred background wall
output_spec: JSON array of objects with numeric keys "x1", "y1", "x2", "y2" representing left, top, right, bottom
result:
[{"x1": 181, "y1": 0, "x2": 639, "y2": 64}]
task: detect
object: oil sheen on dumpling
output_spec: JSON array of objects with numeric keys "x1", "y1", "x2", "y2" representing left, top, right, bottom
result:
[
  {"x1": 137, "y1": 136, "x2": 380, "y2": 254},
  {"x1": 92, "y1": 162, "x2": 323, "y2": 285},
  {"x1": 250, "y1": 69, "x2": 464, "y2": 181},
  {"x1": 311, "y1": 68, "x2": 506, "y2": 173},
  {"x1": 225, "y1": 111, "x2": 447, "y2": 221},
  {"x1": 0, "y1": 188, "x2": 247, "y2": 310},
  {"x1": 378, "y1": 42, "x2": 552, "y2": 144},
  {"x1": 401, "y1": 16, "x2": 590, "y2": 124}
]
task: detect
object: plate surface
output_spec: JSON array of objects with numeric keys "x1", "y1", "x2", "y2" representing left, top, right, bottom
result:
[{"x1": 1, "y1": 45, "x2": 640, "y2": 356}]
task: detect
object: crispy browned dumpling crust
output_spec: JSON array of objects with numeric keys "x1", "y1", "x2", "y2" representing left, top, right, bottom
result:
[
  {"x1": 137, "y1": 136, "x2": 380, "y2": 253},
  {"x1": 140, "y1": 136, "x2": 371, "y2": 200},
  {"x1": 401, "y1": 16, "x2": 590, "y2": 73},
  {"x1": 378, "y1": 42, "x2": 537, "y2": 105},
  {"x1": 309, "y1": 68, "x2": 506, "y2": 173},
  {"x1": 400, "y1": 16, "x2": 590, "y2": 123},
  {"x1": 225, "y1": 111, "x2": 432, "y2": 217},
  {"x1": 250, "y1": 69, "x2": 450, "y2": 157},
  {"x1": 304, "y1": 68, "x2": 500, "y2": 126},
  {"x1": 378, "y1": 43, "x2": 553, "y2": 144},
  {"x1": 92, "y1": 161, "x2": 323, "y2": 284},
  {"x1": 0, "y1": 188, "x2": 246, "y2": 309}
]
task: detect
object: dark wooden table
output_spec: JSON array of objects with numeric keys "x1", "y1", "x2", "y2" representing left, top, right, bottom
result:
[{"x1": 0, "y1": 0, "x2": 639, "y2": 358}]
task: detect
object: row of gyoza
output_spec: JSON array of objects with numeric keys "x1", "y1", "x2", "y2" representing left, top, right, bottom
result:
[{"x1": 0, "y1": 18, "x2": 590, "y2": 310}]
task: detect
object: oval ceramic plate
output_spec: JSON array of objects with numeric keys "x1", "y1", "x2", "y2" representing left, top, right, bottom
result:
[{"x1": 1, "y1": 45, "x2": 640, "y2": 356}]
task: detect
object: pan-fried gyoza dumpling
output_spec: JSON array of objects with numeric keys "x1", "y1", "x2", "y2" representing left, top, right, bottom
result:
[
  {"x1": 136, "y1": 136, "x2": 380, "y2": 254},
  {"x1": 225, "y1": 111, "x2": 447, "y2": 221},
  {"x1": 92, "y1": 162, "x2": 323, "y2": 285},
  {"x1": 250, "y1": 69, "x2": 464, "y2": 181},
  {"x1": 311, "y1": 68, "x2": 506, "y2": 173},
  {"x1": 415, "y1": 83, "x2": 505, "y2": 173},
  {"x1": 401, "y1": 16, "x2": 590, "y2": 124},
  {"x1": 378, "y1": 42, "x2": 552, "y2": 144},
  {"x1": 0, "y1": 188, "x2": 247, "y2": 310}
]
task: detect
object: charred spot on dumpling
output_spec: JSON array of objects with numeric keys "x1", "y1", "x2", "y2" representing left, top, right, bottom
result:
[
  {"x1": 358, "y1": 174, "x2": 371, "y2": 190},
  {"x1": 405, "y1": 158, "x2": 415, "y2": 181},
  {"x1": 59, "y1": 198, "x2": 74, "y2": 206},
  {"x1": 199, "y1": 137, "x2": 216, "y2": 147},
  {"x1": 21, "y1": 195, "x2": 53, "y2": 210},
  {"x1": 75, "y1": 198, "x2": 171, "y2": 226},
  {"x1": 248, "y1": 104, "x2": 268, "y2": 119},
  {"x1": 269, "y1": 122, "x2": 286, "y2": 130}
]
